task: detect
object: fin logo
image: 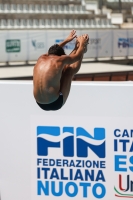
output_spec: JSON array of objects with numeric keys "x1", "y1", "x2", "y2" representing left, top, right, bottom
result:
[
  {"x1": 37, "y1": 126, "x2": 106, "y2": 158},
  {"x1": 118, "y1": 38, "x2": 133, "y2": 48}
]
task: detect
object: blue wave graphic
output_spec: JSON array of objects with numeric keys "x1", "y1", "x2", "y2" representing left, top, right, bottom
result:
[
  {"x1": 77, "y1": 138, "x2": 105, "y2": 158},
  {"x1": 37, "y1": 126, "x2": 60, "y2": 136},
  {"x1": 76, "y1": 127, "x2": 105, "y2": 140},
  {"x1": 37, "y1": 137, "x2": 60, "y2": 156},
  {"x1": 55, "y1": 39, "x2": 63, "y2": 43}
]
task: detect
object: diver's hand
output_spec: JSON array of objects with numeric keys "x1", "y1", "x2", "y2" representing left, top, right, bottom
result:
[{"x1": 65, "y1": 30, "x2": 77, "y2": 43}]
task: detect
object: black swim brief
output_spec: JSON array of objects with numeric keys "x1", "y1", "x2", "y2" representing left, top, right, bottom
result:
[{"x1": 36, "y1": 92, "x2": 63, "y2": 111}]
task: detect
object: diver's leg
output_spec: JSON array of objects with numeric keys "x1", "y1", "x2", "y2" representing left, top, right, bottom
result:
[{"x1": 60, "y1": 66, "x2": 74, "y2": 105}]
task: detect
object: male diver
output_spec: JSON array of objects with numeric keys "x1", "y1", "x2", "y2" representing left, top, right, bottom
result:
[{"x1": 33, "y1": 30, "x2": 89, "y2": 111}]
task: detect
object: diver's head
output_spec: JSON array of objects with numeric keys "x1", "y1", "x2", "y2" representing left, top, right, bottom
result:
[{"x1": 48, "y1": 44, "x2": 65, "y2": 56}]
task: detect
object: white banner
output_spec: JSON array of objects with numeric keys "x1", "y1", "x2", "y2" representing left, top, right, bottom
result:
[
  {"x1": 7, "y1": 31, "x2": 28, "y2": 62},
  {"x1": 127, "y1": 30, "x2": 133, "y2": 56},
  {"x1": 0, "y1": 29, "x2": 133, "y2": 62},
  {"x1": 0, "y1": 31, "x2": 8, "y2": 62},
  {"x1": 28, "y1": 31, "x2": 47, "y2": 61},
  {"x1": 113, "y1": 30, "x2": 128, "y2": 57},
  {"x1": 97, "y1": 30, "x2": 112, "y2": 58}
]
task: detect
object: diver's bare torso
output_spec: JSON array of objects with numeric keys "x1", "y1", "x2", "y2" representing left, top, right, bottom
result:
[{"x1": 33, "y1": 54, "x2": 64, "y2": 104}]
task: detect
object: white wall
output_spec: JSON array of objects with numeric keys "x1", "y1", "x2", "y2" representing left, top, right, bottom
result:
[{"x1": 0, "y1": 81, "x2": 133, "y2": 200}]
